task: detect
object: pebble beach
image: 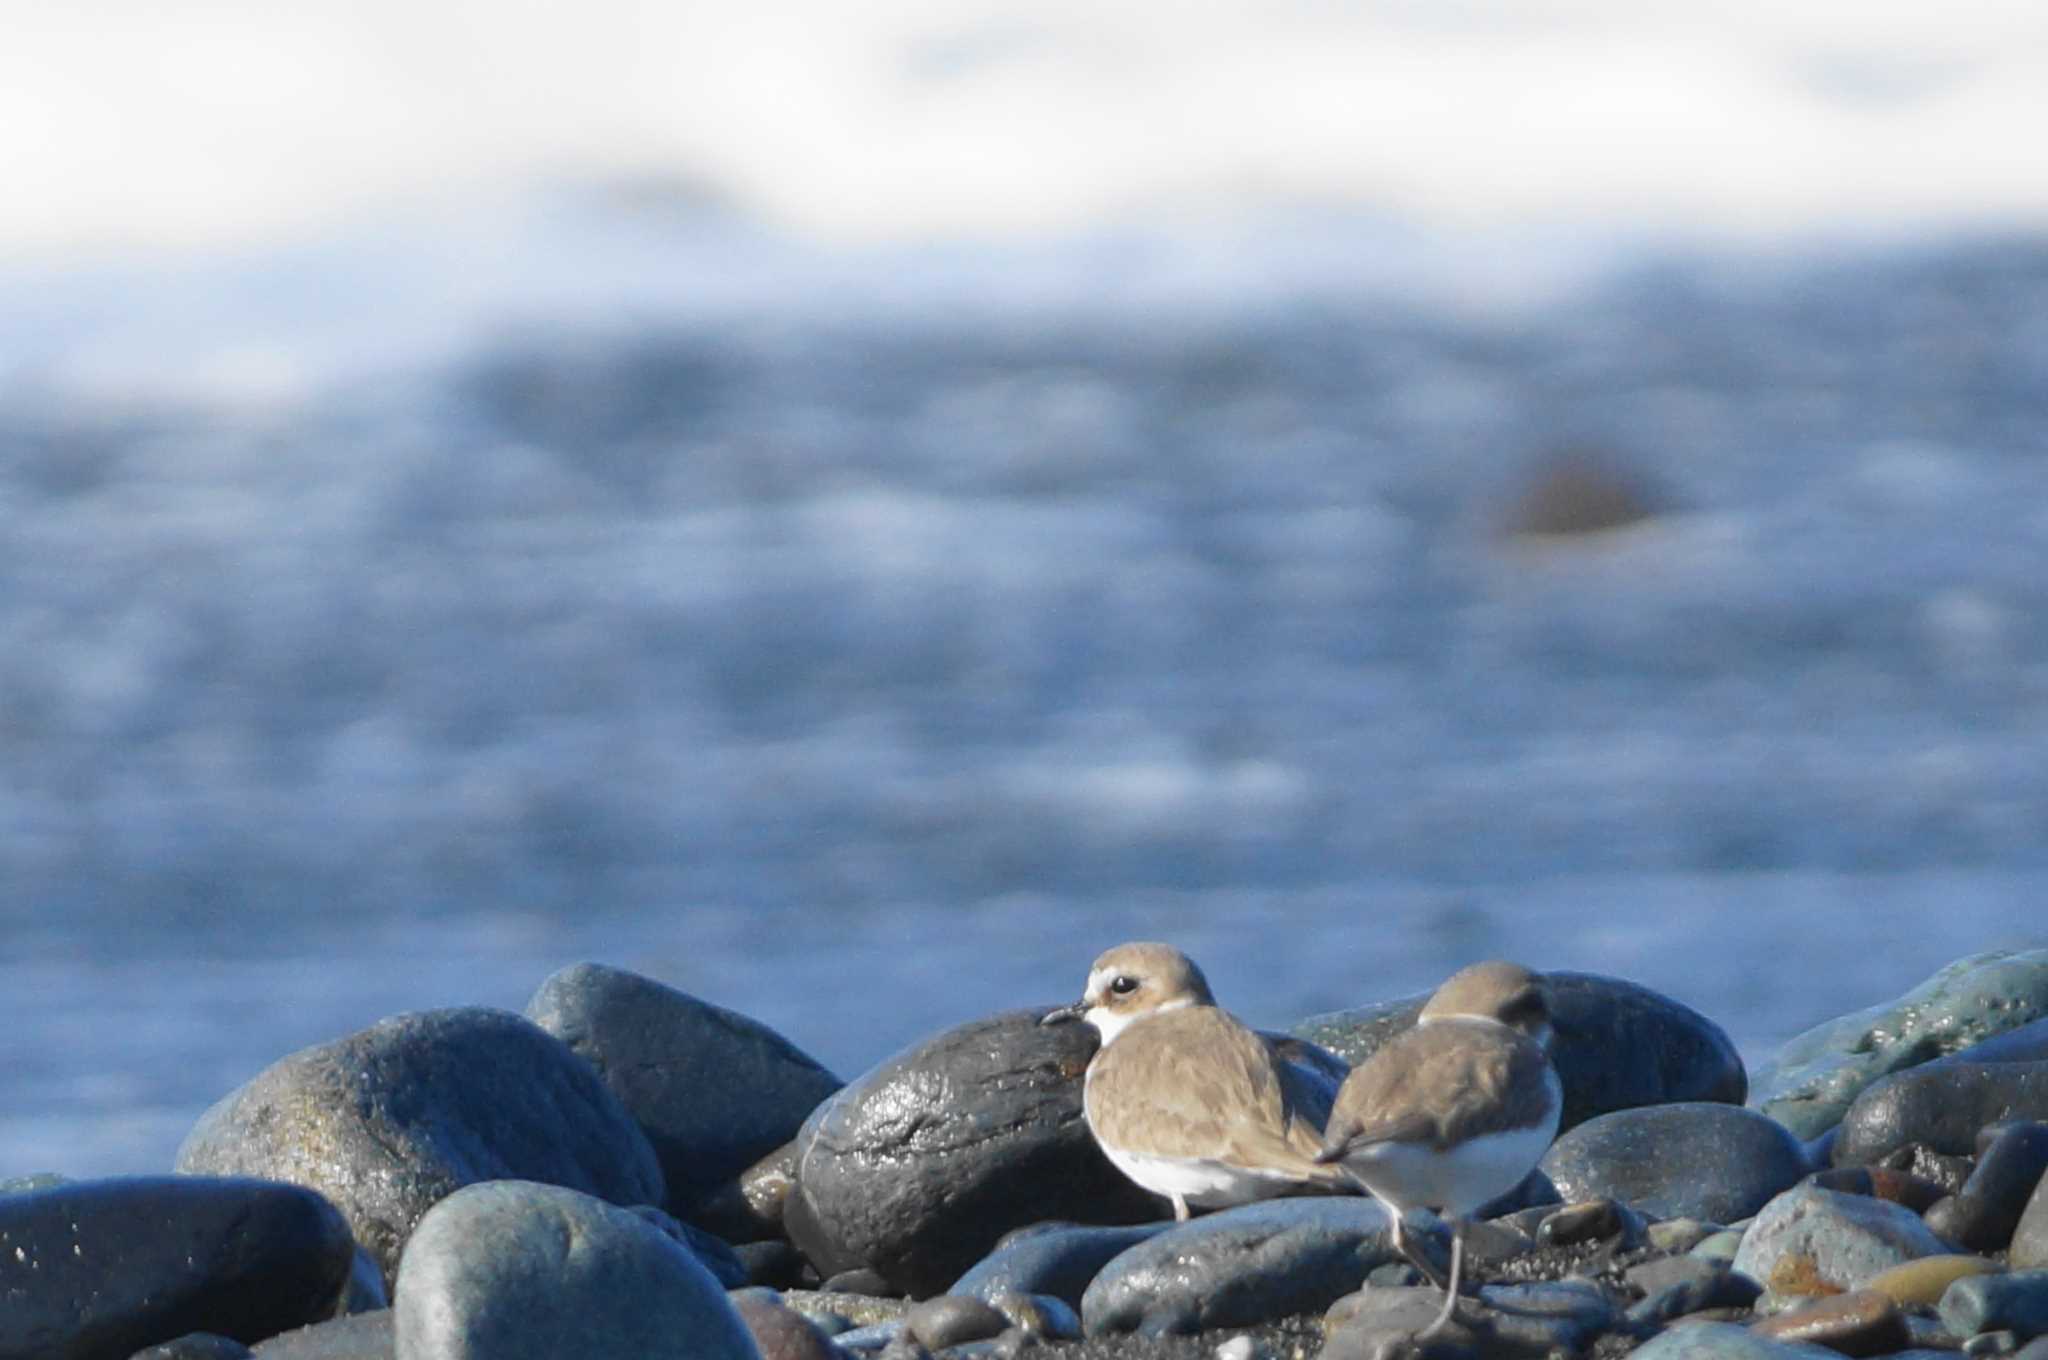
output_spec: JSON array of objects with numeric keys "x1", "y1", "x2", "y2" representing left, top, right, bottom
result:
[{"x1": 9, "y1": 945, "x2": 2048, "y2": 1359}]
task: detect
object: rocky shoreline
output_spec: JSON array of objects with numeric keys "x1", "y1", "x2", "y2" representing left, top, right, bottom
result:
[{"x1": 6, "y1": 949, "x2": 2048, "y2": 1360}]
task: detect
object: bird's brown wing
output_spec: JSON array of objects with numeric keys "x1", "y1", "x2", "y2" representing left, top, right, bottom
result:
[
  {"x1": 1317, "y1": 1022, "x2": 1550, "y2": 1158},
  {"x1": 1087, "y1": 1007, "x2": 1346, "y2": 1181}
]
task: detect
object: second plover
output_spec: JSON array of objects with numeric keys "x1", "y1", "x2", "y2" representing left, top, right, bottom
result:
[
  {"x1": 1314, "y1": 960, "x2": 1561, "y2": 1337},
  {"x1": 1042, "y1": 941, "x2": 1349, "y2": 1221}
]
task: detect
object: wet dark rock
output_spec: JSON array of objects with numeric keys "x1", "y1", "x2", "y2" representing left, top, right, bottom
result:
[
  {"x1": 949, "y1": 1223, "x2": 1167, "y2": 1308},
  {"x1": 1749, "y1": 1290, "x2": 1911, "y2": 1357},
  {"x1": 1731, "y1": 1183, "x2": 1960, "y2": 1303},
  {"x1": 526, "y1": 963, "x2": 841, "y2": 1220},
  {"x1": 1295, "y1": 970, "x2": 1744, "y2": 1135},
  {"x1": 1474, "y1": 1280, "x2": 1616, "y2": 1352},
  {"x1": 248, "y1": 1312, "x2": 393, "y2": 1359},
  {"x1": 730, "y1": 1289, "x2": 846, "y2": 1360},
  {"x1": 1925, "y1": 1122, "x2": 2048, "y2": 1250},
  {"x1": 1752, "y1": 950, "x2": 2048, "y2": 1140},
  {"x1": 624, "y1": 1204, "x2": 749, "y2": 1287},
  {"x1": 129, "y1": 1336, "x2": 256, "y2": 1360},
  {"x1": 904, "y1": 1297, "x2": 1008, "y2": 1350},
  {"x1": 822, "y1": 1269, "x2": 899, "y2": 1297},
  {"x1": 0, "y1": 1175, "x2": 354, "y2": 1360},
  {"x1": 1628, "y1": 1320, "x2": 1847, "y2": 1359},
  {"x1": 391, "y1": 1180, "x2": 759, "y2": 1360},
  {"x1": 1940, "y1": 1271, "x2": 2048, "y2": 1343},
  {"x1": 785, "y1": 1008, "x2": 1159, "y2": 1297},
  {"x1": 1323, "y1": 1288, "x2": 1483, "y2": 1359},
  {"x1": 695, "y1": 1142, "x2": 801, "y2": 1245},
  {"x1": 1833, "y1": 1061, "x2": 2048, "y2": 1167},
  {"x1": 1542, "y1": 1102, "x2": 1809, "y2": 1223},
  {"x1": 1876, "y1": 1145, "x2": 1976, "y2": 1197},
  {"x1": 1536, "y1": 1197, "x2": 1648, "y2": 1250},
  {"x1": 1807, "y1": 1166, "x2": 1948, "y2": 1214},
  {"x1": 175, "y1": 1007, "x2": 663, "y2": 1286},
  {"x1": 1080, "y1": 1198, "x2": 1398, "y2": 1336}
]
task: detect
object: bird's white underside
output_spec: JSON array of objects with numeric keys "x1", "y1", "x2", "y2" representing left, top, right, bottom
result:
[
  {"x1": 1334, "y1": 1067, "x2": 1562, "y2": 1219},
  {"x1": 1097, "y1": 1141, "x2": 1317, "y2": 1208}
]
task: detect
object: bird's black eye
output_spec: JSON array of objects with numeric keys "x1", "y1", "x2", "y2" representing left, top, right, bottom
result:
[{"x1": 1109, "y1": 975, "x2": 1139, "y2": 996}]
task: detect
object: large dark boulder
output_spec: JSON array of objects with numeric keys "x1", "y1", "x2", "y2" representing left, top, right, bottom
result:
[
  {"x1": 525, "y1": 963, "x2": 841, "y2": 1218},
  {"x1": 1833, "y1": 1060, "x2": 2048, "y2": 1167},
  {"x1": 175, "y1": 1007, "x2": 663, "y2": 1286},
  {"x1": 784, "y1": 1008, "x2": 1160, "y2": 1297},
  {"x1": 0, "y1": 1175, "x2": 353, "y2": 1360},
  {"x1": 1294, "y1": 970, "x2": 1744, "y2": 1134},
  {"x1": 1540, "y1": 1102, "x2": 1809, "y2": 1223}
]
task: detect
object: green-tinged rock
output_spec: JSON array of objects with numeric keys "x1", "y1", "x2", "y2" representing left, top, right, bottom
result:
[{"x1": 1751, "y1": 950, "x2": 2048, "y2": 1140}]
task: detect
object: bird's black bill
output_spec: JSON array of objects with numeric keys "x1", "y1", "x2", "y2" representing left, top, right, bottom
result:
[{"x1": 1040, "y1": 1003, "x2": 1085, "y2": 1026}]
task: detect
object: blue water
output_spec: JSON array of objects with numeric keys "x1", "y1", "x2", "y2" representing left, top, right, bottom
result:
[{"x1": 4, "y1": 217, "x2": 2048, "y2": 1178}]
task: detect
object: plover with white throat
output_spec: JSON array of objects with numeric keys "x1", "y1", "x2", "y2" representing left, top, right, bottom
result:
[
  {"x1": 1042, "y1": 941, "x2": 1350, "y2": 1221},
  {"x1": 1313, "y1": 960, "x2": 1561, "y2": 1338}
]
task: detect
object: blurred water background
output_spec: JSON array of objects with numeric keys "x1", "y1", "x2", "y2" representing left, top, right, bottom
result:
[{"x1": 4, "y1": 1, "x2": 2048, "y2": 1177}]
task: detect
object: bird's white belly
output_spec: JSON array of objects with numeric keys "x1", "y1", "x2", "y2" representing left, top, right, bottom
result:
[
  {"x1": 1098, "y1": 1143, "x2": 1304, "y2": 1207},
  {"x1": 1340, "y1": 1120, "x2": 1555, "y2": 1219}
]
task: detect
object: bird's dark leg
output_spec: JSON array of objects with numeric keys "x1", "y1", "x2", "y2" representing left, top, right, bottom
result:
[{"x1": 1418, "y1": 1220, "x2": 1466, "y2": 1339}]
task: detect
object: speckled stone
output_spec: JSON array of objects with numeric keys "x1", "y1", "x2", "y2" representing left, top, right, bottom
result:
[
  {"x1": 390, "y1": 1180, "x2": 760, "y2": 1360},
  {"x1": 1749, "y1": 1291, "x2": 1910, "y2": 1357},
  {"x1": 1295, "y1": 970, "x2": 1745, "y2": 1135},
  {"x1": 0, "y1": 1175, "x2": 355, "y2": 1360},
  {"x1": 1542, "y1": 1102, "x2": 1808, "y2": 1224},
  {"x1": 176, "y1": 1007, "x2": 663, "y2": 1287},
  {"x1": 1863, "y1": 1255, "x2": 2004, "y2": 1308},
  {"x1": 1753, "y1": 951, "x2": 2048, "y2": 1141},
  {"x1": 1834, "y1": 1061, "x2": 2048, "y2": 1167},
  {"x1": 1731, "y1": 1182, "x2": 1960, "y2": 1302},
  {"x1": 785, "y1": 1009, "x2": 1159, "y2": 1297},
  {"x1": 1082, "y1": 1199, "x2": 1399, "y2": 1337},
  {"x1": 525, "y1": 963, "x2": 842, "y2": 1220}
]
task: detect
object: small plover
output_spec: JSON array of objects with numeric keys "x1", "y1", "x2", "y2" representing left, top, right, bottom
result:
[
  {"x1": 1314, "y1": 960, "x2": 1561, "y2": 1338},
  {"x1": 1043, "y1": 941, "x2": 1349, "y2": 1221}
]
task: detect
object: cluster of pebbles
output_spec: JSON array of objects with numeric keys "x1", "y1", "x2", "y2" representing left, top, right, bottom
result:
[{"x1": 6, "y1": 950, "x2": 2048, "y2": 1360}]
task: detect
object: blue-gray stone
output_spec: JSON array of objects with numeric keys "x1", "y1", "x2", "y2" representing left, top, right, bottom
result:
[
  {"x1": 1624, "y1": 1257, "x2": 1761, "y2": 1328},
  {"x1": 250, "y1": 1312, "x2": 394, "y2": 1359},
  {"x1": 1925, "y1": 1122, "x2": 2048, "y2": 1250},
  {"x1": 1475, "y1": 1280, "x2": 1616, "y2": 1352},
  {"x1": 1627, "y1": 1321, "x2": 1849, "y2": 1360},
  {"x1": 948, "y1": 1224, "x2": 1167, "y2": 1308},
  {"x1": 1940, "y1": 1271, "x2": 2048, "y2": 1342},
  {"x1": 391, "y1": 1180, "x2": 760, "y2": 1360},
  {"x1": 1731, "y1": 1182, "x2": 1959, "y2": 1299},
  {"x1": 1751, "y1": 950, "x2": 2048, "y2": 1140},
  {"x1": 1080, "y1": 1198, "x2": 1398, "y2": 1337},
  {"x1": 1834, "y1": 1060, "x2": 2048, "y2": 1167},
  {"x1": 784, "y1": 1009, "x2": 1159, "y2": 1297},
  {"x1": 1295, "y1": 970, "x2": 1744, "y2": 1135},
  {"x1": 825, "y1": 1322, "x2": 902, "y2": 1353},
  {"x1": 0, "y1": 1175, "x2": 354, "y2": 1360},
  {"x1": 176, "y1": 1008, "x2": 664, "y2": 1288},
  {"x1": 525, "y1": 963, "x2": 842, "y2": 1219},
  {"x1": 1542, "y1": 1102, "x2": 1809, "y2": 1224}
]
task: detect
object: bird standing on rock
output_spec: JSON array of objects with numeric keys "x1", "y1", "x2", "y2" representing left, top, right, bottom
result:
[
  {"x1": 1042, "y1": 941, "x2": 1351, "y2": 1221},
  {"x1": 1314, "y1": 960, "x2": 1562, "y2": 1338}
]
